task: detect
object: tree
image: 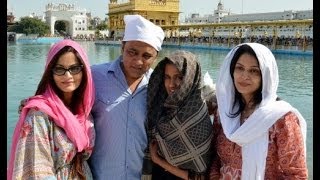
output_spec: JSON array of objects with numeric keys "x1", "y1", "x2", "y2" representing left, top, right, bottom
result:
[
  {"x1": 7, "y1": 17, "x2": 50, "y2": 36},
  {"x1": 96, "y1": 22, "x2": 108, "y2": 30},
  {"x1": 94, "y1": 22, "x2": 108, "y2": 39}
]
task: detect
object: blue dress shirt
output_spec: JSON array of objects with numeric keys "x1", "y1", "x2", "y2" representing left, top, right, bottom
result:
[{"x1": 88, "y1": 56, "x2": 152, "y2": 180}]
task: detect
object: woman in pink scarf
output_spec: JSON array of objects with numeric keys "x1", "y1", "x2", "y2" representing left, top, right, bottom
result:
[{"x1": 7, "y1": 39, "x2": 95, "y2": 180}]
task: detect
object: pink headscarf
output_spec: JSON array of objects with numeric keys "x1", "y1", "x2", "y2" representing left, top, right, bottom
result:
[{"x1": 7, "y1": 39, "x2": 95, "y2": 179}]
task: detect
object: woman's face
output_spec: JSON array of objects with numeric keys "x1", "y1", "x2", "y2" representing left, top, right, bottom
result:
[
  {"x1": 164, "y1": 63, "x2": 183, "y2": 95},
  {"x1": 52, "y1": 51, "x2": 83, "y2": 101},
  {"x1": 233, "y1": 53, "x2": 262, "y2": 100}
]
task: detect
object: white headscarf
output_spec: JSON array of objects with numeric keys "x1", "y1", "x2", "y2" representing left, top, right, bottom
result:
[{"x1": 216, "y1": 43, "x2": 307, "y2": 180}]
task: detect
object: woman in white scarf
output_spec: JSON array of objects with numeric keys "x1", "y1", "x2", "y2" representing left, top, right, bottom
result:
[{"x1": 209, "y1": 43, "x2": 308, "y2": 179}]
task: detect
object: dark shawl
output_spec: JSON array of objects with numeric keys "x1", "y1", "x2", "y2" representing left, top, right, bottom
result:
[{"x1": 145, "y1": 50, "x2": 213, "y2": 174}]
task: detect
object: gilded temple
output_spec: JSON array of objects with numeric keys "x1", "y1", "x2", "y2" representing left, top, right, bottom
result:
[{"x1": 108, "y1": 0, "x2": 179, "y2": 37}]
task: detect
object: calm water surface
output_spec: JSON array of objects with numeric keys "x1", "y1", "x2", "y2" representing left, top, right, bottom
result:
[{"x1": 7, "y1": 42, "x2": 313, "y2": 179}]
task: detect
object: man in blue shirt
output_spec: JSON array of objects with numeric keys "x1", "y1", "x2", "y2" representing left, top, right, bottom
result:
[{"x1": 88, "y1": 15, "x2": 165, "y2": 180}]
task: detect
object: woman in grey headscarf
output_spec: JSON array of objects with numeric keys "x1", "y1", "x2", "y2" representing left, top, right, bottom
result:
[
  {"x1": 209, "y1": 43, "x2": 307, "y2": 179},
  {"x1": 145, "y1": 50, "x2": 213, "y2": 180}
]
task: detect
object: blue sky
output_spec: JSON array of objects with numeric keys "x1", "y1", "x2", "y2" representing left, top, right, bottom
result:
[{"x1": 8, "y1": 0, "x2": 313, "y2": 20}]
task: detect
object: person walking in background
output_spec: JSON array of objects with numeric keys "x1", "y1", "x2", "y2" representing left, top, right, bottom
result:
[
  {"x1": 88, "y1": 15, "x2": 165, "y2": 180},
  {"x1": 144, "y1": 50, "x2": 213, "y2": 180},
  {"x1": 7, "y1": 39, "x2": 95, "y2": 179},
  {"x1": 209, "y1": 43, "x2": 308, "y2": 179}
]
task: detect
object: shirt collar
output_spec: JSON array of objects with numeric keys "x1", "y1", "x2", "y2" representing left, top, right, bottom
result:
[
  {"x1": 107, "y1": 56, "x2": 122, "y2": 73},
  {"x1": 106, "y1": 55, "x2": 153, "y2": 93}
]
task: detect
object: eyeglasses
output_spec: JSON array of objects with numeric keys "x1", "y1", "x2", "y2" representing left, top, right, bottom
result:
[{"x1": 52, "y1": 65, "x2": 83, "y2": 76}]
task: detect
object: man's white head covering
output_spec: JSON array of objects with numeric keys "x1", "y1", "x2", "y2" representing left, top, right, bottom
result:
[
  {"x1": 123, "y1": 15, "x2": 165, "y2": 51},
  {"x1": 216, "y1": 43, "x2": 307, "y2": 180}
]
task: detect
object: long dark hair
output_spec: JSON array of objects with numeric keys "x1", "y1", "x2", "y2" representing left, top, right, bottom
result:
[
  {"x1": 229, "y1": 44, "x2": 262, "y2": 118},
  {"x1": 35, "y1": 46, "x2": 88, "y2": 115}
]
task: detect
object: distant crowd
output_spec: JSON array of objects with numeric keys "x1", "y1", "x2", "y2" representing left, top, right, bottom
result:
[
  {"x1": 96, "y1": 34, "x2": 313, "y2": 52},
  {"x1": 163, "y1": 35, "x2": 313, "y2": 51}
]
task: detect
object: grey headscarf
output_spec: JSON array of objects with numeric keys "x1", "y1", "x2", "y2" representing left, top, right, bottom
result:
[{"x1": 146, "y1": 50, "x2": 213, "y2": 173}]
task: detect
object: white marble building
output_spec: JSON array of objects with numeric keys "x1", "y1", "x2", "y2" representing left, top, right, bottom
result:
[
  {"x1": 182, "y1": 1, "x2": 313, "y2": 38},
  {"x1": 222, "y1": 10, "x2": 313, "y2": 22},
  {"x1": 184, "y1": 1, "x2": 230, "y2": 24},
  {"x1": 44, "y1": 3, "x2": 93, "y2": 38},
  {"x1": 184, "y1": 1, "x2": 312, "y2": 24}
]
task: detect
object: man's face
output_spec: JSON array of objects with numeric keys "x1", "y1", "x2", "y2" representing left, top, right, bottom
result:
[{"x1": 121, "y1": 41, "x2": 158, "y2": 82}]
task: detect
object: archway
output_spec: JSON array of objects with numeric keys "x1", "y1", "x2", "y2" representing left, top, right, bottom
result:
[
  {"x1": 54, "y1": 20, "x2": 70, "y2": 36},
  {"x1": 45, "y1": 3, "x2": 87, "y2": 37}
]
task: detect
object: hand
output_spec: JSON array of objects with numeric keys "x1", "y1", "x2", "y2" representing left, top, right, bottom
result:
[
  {"x1": 18, "y1": 98, "x2": 28, "y2": 114},
  {"x1": 206, "y1": 94, "x2": 217, "y2": 115},
  {"x1": 149, "y1": 140, "x2": 189, "y2": 180},
  {"x1": 149, "y1": 140, "x2": 162, "y2": 165}
]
